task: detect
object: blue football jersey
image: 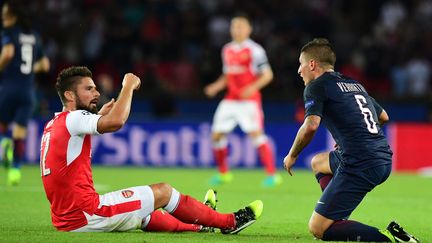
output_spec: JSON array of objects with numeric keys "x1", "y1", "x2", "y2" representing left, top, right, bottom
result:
[
  {"x1": 1, "y1": 26, "x2": 44, "y2": 87},
  {"x1": 304, "y1": 72, "x2": 392, "y2": 169}
]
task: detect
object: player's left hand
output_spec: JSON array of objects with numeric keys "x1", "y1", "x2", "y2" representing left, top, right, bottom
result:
[
  {"x1": 283, "y1": 154, "x2": 297, "y2": 176},
  {"x1": 240, "y1": 85, "x2": 257, "y2": 99},
  {"x1": 98, "y1": 98, "x2": 115, "y2": 116}
]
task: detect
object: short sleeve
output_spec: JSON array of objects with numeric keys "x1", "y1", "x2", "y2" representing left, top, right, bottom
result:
[
  {"x1": 1, "y1": 29, "x2": 13, "y2": 46},
  {"x1": 304, "y1": 82, "x2": 326, "y2": 118},
  {"x1": 369, "y1": 96, "x2": 383, "y2": 116},
  {"x1": 34, "y1": 32, "x2": 45, "y2": 61},
  {"x1": 222, "y1": 45, "x2": 228, "y2": 74},
  {"x1": 251, "y1": 44, "x2": 270, "y2": 73},
  {"x1": 66, "y1": 110, "x2": 102, "y2": 136}
]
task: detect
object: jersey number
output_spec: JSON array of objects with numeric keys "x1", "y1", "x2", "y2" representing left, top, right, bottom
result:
[
  {"x1": 355, "y1": 95, "x2": 378, "y2": 134},
  {"x1": 40, "y1": 132, "x2": 51, "y2": 176},
  {"x1": 20, "y1": 44, "x2": 33, "y2": 74}
]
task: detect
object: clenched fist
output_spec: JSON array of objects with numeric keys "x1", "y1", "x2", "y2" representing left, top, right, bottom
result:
[{"x1": 122, "y1": 73, "x2": 141, "y2": 90}]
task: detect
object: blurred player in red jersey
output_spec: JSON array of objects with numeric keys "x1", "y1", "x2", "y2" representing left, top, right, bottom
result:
[
  {"x1": 40, "y1": 66, "x2": 263, "y2": 233},
  {"x1": 204, "y1": 15, "x2": 282, "y2": 187}
]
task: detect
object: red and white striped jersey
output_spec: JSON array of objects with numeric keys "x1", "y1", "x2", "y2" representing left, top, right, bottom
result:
[
  {"x1": 40, "y1": 110, "x2": 101, "y2": 231},
  {"x1": 222, "y1": 38, "x2": 270, "y2": 102}
]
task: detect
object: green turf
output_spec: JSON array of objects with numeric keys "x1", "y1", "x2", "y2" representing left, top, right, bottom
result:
[{"x1": 0, "y1": 166, "x2": 430, "y2": 242}]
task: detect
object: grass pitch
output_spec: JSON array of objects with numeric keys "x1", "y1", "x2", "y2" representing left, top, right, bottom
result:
[{"x1": 0, "y1": 166, "x2": 430, "y2": 242}]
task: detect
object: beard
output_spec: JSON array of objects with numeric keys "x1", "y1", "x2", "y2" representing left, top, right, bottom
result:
[{"x1": 75, "y1": 95, "x2": 98, "y2": 114}]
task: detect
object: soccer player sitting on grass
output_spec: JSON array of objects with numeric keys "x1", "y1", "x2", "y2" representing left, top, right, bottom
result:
[
  {"x1": 283, "y1": 38, "x2": 420, "y2": 242},
  {"x1": 40, "y1": 66, "x2": 263, "y2": 233}
]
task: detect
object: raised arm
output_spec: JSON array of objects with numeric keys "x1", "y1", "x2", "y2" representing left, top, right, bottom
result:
[{"x1": 96, "y1": 73, "x2": 141, "y2": 133}]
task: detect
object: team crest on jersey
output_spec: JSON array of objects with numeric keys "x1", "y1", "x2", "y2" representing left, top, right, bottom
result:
[
  {"x1": 121, "y1": 190, "x2": 134, "y2": 198},
  {"x1": 239, "y1": 52, "x2": 249, "y2": 61}
]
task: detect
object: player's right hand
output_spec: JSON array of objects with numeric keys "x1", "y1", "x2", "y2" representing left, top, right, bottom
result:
[
  {"x1": 204, "y1": 84, "x2": 218, "y2": 98},
  {"x1": 283, "y1": 154, "x2": 297, "y2": 176},
  {"x1": 122, "y1": 73, "x2": 141, "y2": 91}
]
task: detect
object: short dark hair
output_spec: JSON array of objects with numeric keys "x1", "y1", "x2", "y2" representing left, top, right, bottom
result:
[
  {"x1": 56, "y1": 66, "x2": 92, "y2": 105},
  {"x1": 4, "y1": 0, "x2": 32, "y2": 32},
  {"x1": 301, "y1": 38, "x2": 336, "y2": 67}
]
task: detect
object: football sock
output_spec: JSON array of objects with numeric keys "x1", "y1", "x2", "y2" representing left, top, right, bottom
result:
[
  {"x1": 315, "y1": 173, "x2": 332, "y2": 191},
  {"x1": 213, "y1": 147, "x2": 229, "y2": 173},
  {"x1": 145, "y1": 210, "x2": 201, "y2": 232},
  {"x1": 0, "y1": 128, "x2": 11, "y2": 162},
  {"x1": 13, "y1": 139, "x2": 25, "y2": 168},
  {"x1": 171, "y1": 194, "x2": 235, "y2": 229},
  {"x1": 322, "y1": 220, "x2": 390, "y2": 242},
  {"x1": 257, "y1": 142, "x2": 276, "y2": 175}
]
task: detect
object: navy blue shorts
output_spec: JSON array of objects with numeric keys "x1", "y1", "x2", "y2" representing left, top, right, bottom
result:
[
  {"x1": 315, "y1": 161, "x2": 392, "y2": 220},
  {"x1": 0, "y1": 87, "x2": 35, "y2": 126},
  {"x1": 329, "y1": 148, "x2": 343, "y2": 173}
]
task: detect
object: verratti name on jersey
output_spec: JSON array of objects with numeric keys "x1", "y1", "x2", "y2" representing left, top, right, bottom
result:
[{"x1": 336, "y1": 82, "x2": 366, "y2": 93}]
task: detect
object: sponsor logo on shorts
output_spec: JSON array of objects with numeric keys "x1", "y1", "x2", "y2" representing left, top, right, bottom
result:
[{"x1": 121, "y1": 190, "x2": 134, "y2": 198}]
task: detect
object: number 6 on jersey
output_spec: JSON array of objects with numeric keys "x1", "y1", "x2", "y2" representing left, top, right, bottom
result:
[{"x1": 355, "y1": 94, "x2": 378, "y2": 134}]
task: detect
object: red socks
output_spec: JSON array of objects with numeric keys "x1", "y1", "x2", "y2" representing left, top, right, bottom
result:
[
  {"x1": 257, "y1": 142, "x2": 276, "y2": 175},
  {"x1": 145, "y1": 210, "x2": 201, "y2": 232},
  {"x1": 315, "y1": 173, "x2": 332, "y2": 191},
  {"x1": 214, "y1": 142, "x2": 276, "y2": 175},
  {"x1": 213, "y1": 147, "x2": 229, "y2": 173},
  {"x1": 171, "y1": 194, "x2": 235, "y2": 229}
]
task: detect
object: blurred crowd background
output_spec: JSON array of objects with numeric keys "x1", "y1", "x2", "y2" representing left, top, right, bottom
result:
[{"x1": 15, "y1": 0, "x2": 432, "y2": 121}]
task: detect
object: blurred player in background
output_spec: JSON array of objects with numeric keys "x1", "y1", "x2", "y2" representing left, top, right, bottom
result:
[
  {"x1": 283, "y1": 38, "x2": 419, "y2": 242},
  {"x1": 40, "y1": 66, "x2": 263, "y2": 233},
  {"x1": 204, "y1": 15, "x2": 281, "y2": 187},
  {"x1": 0, "y1": 0, "x2": 50, "y2": 185}
]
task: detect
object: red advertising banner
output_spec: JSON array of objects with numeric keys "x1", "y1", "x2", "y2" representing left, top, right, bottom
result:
[{"x1": 389, "y1": 123, "x2": 432, "y2": 171}]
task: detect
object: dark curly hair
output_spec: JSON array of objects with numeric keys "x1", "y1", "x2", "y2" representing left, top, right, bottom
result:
[{"x1": 55, "y1": 66, "x2": 93, "y2": 105}]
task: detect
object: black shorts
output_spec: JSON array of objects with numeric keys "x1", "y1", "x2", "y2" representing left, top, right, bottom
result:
[{"x1": 315, "y1": 161, "x2": 392, "y2": 220}]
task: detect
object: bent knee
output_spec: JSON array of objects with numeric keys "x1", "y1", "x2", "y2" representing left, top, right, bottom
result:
[
  {"x1": 150, "y1": 182, "x2": 173, "y2": 206},
  {"x1": 310, "y1": 155, "x2": 322, "y2": 174},
  {"x1": 151, "y1": 182, "x2": 172, "y2": 195},
  {"x1": 308, "y1": 219, "x2": 326, "y2": 239}
]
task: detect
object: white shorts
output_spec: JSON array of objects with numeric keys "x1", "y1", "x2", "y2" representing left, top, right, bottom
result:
[
  {"x1": 72, "y1": 186, "x2": 154, "y2": 232},
  {"x1": 212, "y1": 100, "x2": 264, "y2": 133}
]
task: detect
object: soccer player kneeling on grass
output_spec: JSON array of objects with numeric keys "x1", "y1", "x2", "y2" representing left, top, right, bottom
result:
[
  {"x1": 283, "y1": 38, "x2": 420, "y2": 242},
  {"x1": 40, "y1": 66, "x2": 263, "y2": 233}
]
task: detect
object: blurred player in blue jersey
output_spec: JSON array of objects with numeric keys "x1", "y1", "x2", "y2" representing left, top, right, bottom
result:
[
  {"x1": 0, "y1": 1, "x2": 50, "y2": 185},
  {"x1": 283, "y1": 38, "x2": 419, "y2": 242}
]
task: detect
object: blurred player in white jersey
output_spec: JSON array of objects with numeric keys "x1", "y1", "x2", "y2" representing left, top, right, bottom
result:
[{"x1": 204, "y1": 15, "x2": 282, "y2": 187}]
